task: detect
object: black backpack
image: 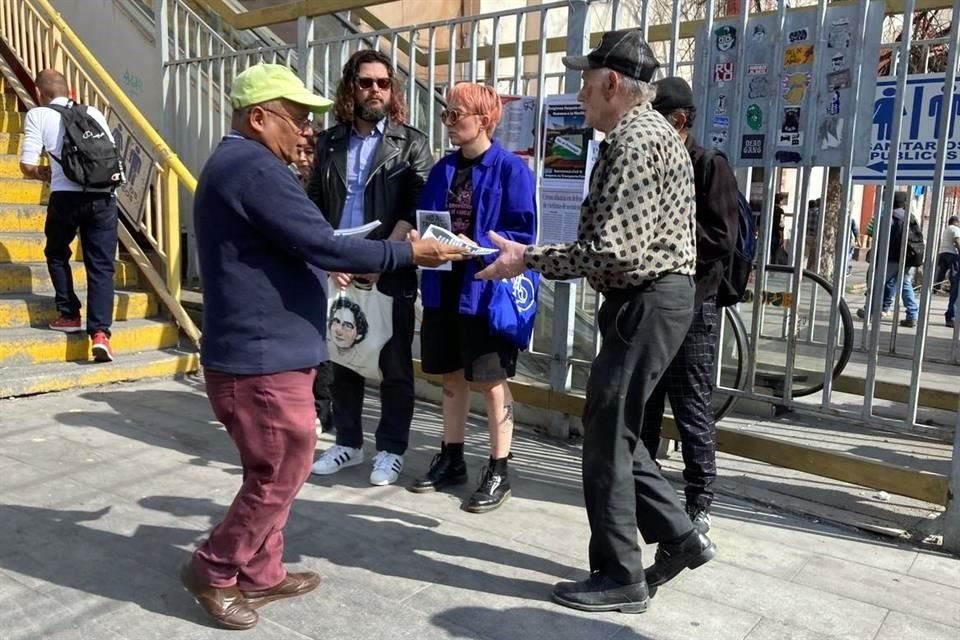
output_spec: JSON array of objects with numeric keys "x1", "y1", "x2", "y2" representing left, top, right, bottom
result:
[
  {"x1": 698, "y1": 150, "x2": 757, "y2": 307},
  {"x1": 898, "y1": 216, "x2": 926, "y2": 268},
  {"x1": 46, "y1": 101, "x2": 124, "y2": 189}
]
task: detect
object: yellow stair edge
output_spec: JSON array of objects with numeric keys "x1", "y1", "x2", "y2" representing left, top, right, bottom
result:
[
  {"x1": 0, "y1": 260, "x2": 139, "y2": 294},
  {"x1": 0, "y1": 232, "x2": 78, "y2": 263},
  {"x1": 0, "y1": 349, "x2": 199, "y2": 398},
  {"x1": 0, "y1": 204, "x2": 48, "y2": 232},
  {"x1": 0, "y1": 318, "x2": 180, "y2": 367},
  {"x1": 0, "y1": 178, "x2": 47, "y2": 205},
  {"x1": 0, "y1": 111, "x2": 25, "y2": 133},
  {"x1": 0, "y1": 133, "x2": 23, "y2": 154},
  {"x1": 0, "y1": 155, "x2": 45, "y2": 179},
  {"x1": 0, "y1": 290, "x2": 158, "y2": 329}
]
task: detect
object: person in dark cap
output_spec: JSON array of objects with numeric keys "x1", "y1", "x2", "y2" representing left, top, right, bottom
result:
[
  {"x1": 640, "y1": 76, "x2": 739, "y2": 535},
  {"x1": 475, "y1": 29, "x2": 715, "y2": 614}
]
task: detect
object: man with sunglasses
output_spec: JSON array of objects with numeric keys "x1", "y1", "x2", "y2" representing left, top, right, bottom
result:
[
  {"x1": 308, "y1": 50, "x2": 433, "y2": 487},
  {"x1": 183, "y1": 63, "x2": 462, "y2": 630}
]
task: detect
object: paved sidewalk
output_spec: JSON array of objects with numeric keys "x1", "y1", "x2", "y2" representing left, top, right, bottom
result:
[{"x1": 0, "y1": 377, "x2": 958, "y2": 640}]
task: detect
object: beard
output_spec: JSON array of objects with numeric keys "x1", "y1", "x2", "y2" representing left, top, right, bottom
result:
[{"x1": 354, "y1": 99, "x2": 388, "y2": 123}]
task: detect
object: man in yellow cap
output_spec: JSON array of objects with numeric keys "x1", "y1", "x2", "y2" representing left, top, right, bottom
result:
[{"x1": 180, "y1": 63, "x2": 463, "y2": 630}]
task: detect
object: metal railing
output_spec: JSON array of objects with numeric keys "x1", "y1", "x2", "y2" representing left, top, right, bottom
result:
[
  {"x1": 0, "y1": 0, "x2": 200, "y2": 347},
  {"x1": 132, "y1": 0, "x2": 960, "y2": 547}
]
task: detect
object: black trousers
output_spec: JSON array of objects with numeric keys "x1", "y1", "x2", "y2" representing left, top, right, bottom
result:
[
  {"x1": 582, "y1": 274, "x2": 696, "y2": 586},
  {"x1": 332, "y1": 289, "x2": 416, "y2": 455},
  {"x1": 640, "y1": 297, "x2": 720, "y2": 510},
  {"x1": 45, "y1": 191, "x2": 118, "y2": 336},
  {"x1": 313, "y1": 361, "x2": 334, "y2": 428}
]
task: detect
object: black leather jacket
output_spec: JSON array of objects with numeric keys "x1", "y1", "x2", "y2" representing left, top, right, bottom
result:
[{"x1": 307, "y1": 119, "x2": 433, "y2": 296}]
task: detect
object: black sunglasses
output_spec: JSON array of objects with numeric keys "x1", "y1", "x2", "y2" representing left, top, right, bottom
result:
[{"x1": 355, "y1": 77, "x2": 391, "y2": 90}]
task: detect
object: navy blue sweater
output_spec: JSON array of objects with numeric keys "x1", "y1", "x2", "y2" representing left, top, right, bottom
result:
[{"x1": 194, "y1": 135, "x2": 414, "y2": 374}]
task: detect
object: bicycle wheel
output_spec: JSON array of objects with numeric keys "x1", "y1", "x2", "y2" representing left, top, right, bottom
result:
[
  {"x1": 738, "y1": 265, "x2": 854, "y2": 398},
  {"x1": 711, "y1": 305, "x2": 748, "y2": 422}
]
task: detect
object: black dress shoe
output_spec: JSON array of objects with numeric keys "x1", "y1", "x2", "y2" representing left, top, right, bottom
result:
[
  {"x1": 180, "y1": 562, "x2": 259, "y2": 630},
  {"x1": 552, "y1": 573, "x2": 650, "y2": 614},
  {"x1": 409, "y1": 447, "x2": 468, "y2": 493},
  {"x1": 464, "y1": 460, "x2": 510, "y2": 513},
  {"x1": 644, "y1": 530, "x2": 716, "y2": 588}
]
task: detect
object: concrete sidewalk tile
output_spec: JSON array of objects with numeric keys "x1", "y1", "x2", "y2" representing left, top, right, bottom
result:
[
  {"x1": 259, "y1": 577, "x2": 489, "y2": 640},
  {"x1": 743, "y1": 619, "x2": 833, "y2": 639},
  {"x1": 907, "y1": 550, "x2": 960, "y2": 589},
  {"x1": 874, "y1": 610, "x2": 960, "y2": 640},
  {"x1": 792, "y1": 555, "x2": 960, "y2": 629},
  {"x1": 409, "y1": 585, "x2": 632, "y2": 640},
  {"x1": 706, "y1": 527, "x2": 813, "y2": 580},
  {"x1": 614, "y1": 587, "x2": 761, "y2": 640},
  {"x1": 669, "y1": 561, "x2": 888, "y2": 639},
  {"x1": 0, "y1": 574, "x2": 121, "y2": 640},
  {"x1": 728, "y1": 510, "x2": 918, "y2": 574},
  {"x1": 95, "y1": 602, "x2": 311, "y2": 640},
  {"x1": 282, "y1": 498, "x2": 576, "y2": 605}
]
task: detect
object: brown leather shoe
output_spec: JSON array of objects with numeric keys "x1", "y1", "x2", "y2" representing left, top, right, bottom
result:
[
  {"x1": 241, "y1": 571, "x2": 322, "y2": 608},
  {"x1": 179, "y1": 562, "x2": 259, "y2": 630}
]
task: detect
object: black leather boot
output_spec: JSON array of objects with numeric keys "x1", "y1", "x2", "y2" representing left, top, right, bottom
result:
[
  {"x1": 409, "y1": 442, "x2": 468, "y2": 493},
  {"x1": 464, "y1": 456, "x2": 511, "y2": 513}
]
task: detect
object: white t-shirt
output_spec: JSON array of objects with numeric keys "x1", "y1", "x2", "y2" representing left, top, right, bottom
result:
[
  {"x1": 20, "y1": 97, "x2": 115, "y2": 193},
  {"x1": 939, "y1": 224, "x2": 960, "y2": 255}
]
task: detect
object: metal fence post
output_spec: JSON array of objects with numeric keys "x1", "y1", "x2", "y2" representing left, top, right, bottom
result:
[
  {"x1": 946, "y1": 399, "x2": 960, "y2": 553},
  {"x1": 546, "y1": 0, "x2": 590, "y2": 438},
  {"x1": 297, "y1": 16, "x2": 315, "y2": 91}
]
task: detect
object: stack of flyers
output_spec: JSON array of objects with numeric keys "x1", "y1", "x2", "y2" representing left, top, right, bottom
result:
[{"x1": 422, "y1": 224, "x2": 498, "y2": 256}]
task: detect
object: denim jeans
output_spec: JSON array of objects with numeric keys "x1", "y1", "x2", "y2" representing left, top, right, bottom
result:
[
  {"x1": 881, "y1": 262, "x2": 919, "y2": 320},
  {"x1": 44, "y1": 191, "x2": 118, "y2": 336},
  {"x1": 938, "y1": 253, "x2": 960, "y2": 321}
]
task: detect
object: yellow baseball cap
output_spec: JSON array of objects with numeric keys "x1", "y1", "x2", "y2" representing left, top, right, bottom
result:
[{"x1": 230, "y1": 63, "x2": 332, "y2": 113}]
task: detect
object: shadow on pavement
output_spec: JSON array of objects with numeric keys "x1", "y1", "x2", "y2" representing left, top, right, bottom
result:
[{"x1": 139, "y1": 495, "x2": 578, "y2": 603}]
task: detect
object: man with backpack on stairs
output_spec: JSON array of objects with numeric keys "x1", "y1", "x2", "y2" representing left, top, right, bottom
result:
[
  {"x1": 640, "y1": 77, "x2": 742, "y2": 535},
  {"x1": 18, "y1": 69, "x2": 123, "y2": 362}
]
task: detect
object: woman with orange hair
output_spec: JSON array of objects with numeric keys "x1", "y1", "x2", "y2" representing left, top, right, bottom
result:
[{"x1": 410, "y1": 82, "x2": 537, "y2": 513}]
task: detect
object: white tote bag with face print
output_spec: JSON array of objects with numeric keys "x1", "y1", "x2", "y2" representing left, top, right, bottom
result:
[{"x1": 326, "y1": 278, "x2": 393, "y2": 381}]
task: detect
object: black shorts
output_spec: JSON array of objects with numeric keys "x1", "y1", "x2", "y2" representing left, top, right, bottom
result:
[{"x1": 420, "y1": 269, "x2": 518, "y2": 383}]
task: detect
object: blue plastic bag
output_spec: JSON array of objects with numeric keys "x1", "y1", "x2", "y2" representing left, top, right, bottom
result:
[{"x1": 488, "y1": 271, "x2": 540, "y2": 349}]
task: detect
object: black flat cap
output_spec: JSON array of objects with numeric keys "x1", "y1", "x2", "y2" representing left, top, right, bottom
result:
[
  {"x1": 652, "y1": 77, "x2": 695, "y2": 114},
  {"x1": 893, "y1": 191, "x2": 908, "y2": 209},
  {"x1": 562, "y1": 28, "x2": 661, "y2": 82}
]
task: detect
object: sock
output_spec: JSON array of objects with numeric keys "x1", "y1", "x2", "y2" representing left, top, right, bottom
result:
[{"x1": 443, "y1": 441, "x2": 465, "y2": 460}]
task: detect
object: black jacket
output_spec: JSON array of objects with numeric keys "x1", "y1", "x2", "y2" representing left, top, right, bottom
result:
[
  {"x1": 307, "y1": 119, "x2": 433, "y2": 296},
  {"x1": 688, "y1": 136, "x2": 740, "y2": 305}
]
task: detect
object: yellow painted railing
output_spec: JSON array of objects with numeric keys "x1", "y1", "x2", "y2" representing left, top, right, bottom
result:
[{"x1": 0, "y1": 0, "x2": 200, "y2": 348}]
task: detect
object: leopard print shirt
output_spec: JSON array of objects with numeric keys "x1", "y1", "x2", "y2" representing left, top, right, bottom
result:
[{"x1": 526, "y1": 103, "x2": 697, "y2": 292}]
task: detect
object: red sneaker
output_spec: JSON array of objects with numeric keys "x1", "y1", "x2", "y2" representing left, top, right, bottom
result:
[
  {"x1": 91, "y1": 331, "x2": 114, "y2": 362},
  {"x1": 49, "y1": 316, "x2": 82, "y2": 333}
]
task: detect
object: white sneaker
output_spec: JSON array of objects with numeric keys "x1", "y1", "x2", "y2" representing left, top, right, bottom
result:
[
  {"x1": 369, "y1": 451, "x2": 403, "y2": 486},
  {"x1": 311, "y1": 445, "x2": 363, "y2": 475}
]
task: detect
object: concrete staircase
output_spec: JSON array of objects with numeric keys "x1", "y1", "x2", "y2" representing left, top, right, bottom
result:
[{"x1": 0, "y1": 83, "x2": 198, "y2": 398}]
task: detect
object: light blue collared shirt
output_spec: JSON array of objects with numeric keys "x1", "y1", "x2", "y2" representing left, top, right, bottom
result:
[{"x1": 339, "y1": 118, "x2": 386, "y2": 230}]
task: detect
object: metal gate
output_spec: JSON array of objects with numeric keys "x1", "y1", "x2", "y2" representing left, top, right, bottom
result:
[{"x1": 154, "y1": 0, "x2": 960, "y2": 550}]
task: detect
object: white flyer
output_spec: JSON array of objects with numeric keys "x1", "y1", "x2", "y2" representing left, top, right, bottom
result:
[{"x1": 333, "y1": 220, "x2": 381, "y2": 238}]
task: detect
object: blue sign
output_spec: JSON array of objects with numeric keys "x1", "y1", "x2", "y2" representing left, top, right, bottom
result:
[{"x1": 853, "y1": 73, "x2": 960, "y2": 184}]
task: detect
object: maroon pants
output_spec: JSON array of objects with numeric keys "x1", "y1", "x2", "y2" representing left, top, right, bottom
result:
[{"x1": 192, "y1": 367, "x2": 317, "y2": 590}]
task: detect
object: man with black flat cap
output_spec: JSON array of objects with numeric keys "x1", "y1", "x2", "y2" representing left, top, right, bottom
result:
[
  {"x1": 476, "y1": 29, "x2": 716, "y2": 614},
  {"x1": 640, "y1": 76, "x2": 739, "y2": 536}
]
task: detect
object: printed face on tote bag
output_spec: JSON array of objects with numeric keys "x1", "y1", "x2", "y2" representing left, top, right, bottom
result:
[{"x1": 328, "y1": 299, "x2": 367, "y2": 352}]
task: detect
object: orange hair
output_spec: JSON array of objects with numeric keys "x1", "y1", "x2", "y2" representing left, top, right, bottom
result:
[{"x1": 447, "y1": 82, "x2": 502, "y2": 136}]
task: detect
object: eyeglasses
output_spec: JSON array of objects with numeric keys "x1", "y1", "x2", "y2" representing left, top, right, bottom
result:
[
  {"x1": 260, "y1": 106, "x2": 312, "y2": 133},
  {"x1": 440, "y1": 109, "x2": 481, "y2": 126},
  {"x1": 355, "y1": 77, "x2": 392, "y2": 90}
]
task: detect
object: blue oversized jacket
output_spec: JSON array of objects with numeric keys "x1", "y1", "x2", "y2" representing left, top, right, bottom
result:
[{"x1": 418, "y1": 140, "x2": 537, "y2": 316}]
